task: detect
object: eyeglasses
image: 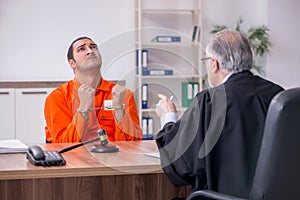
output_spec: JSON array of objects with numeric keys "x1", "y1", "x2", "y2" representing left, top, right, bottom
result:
[
  {"x1": 201, "y1": 57, "x2": 212, "y2": 64},
  {"x1": 201, "y1": 57, "x2": 212, "y2": 61}
]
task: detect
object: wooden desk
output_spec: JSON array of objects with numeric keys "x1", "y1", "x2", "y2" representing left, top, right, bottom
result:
[{"x1": 0, "y1": 140, "x2": 191, "y2": 200}]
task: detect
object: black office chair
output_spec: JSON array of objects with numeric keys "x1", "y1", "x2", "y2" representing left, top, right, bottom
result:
[{"x1": 186, "y1": 87, "x2": 300, "y2": 200}]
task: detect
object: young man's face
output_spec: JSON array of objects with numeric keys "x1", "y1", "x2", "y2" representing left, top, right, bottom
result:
[{"x1": 69, "y1": 38, "x2": 102, "y2": 72}]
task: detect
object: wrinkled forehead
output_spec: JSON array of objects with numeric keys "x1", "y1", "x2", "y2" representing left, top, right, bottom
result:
[{"x1": 73, "y1": 38, "x2": 97, "y2": 49}]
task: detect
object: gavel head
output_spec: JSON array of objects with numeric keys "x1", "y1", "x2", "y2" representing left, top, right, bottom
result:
[{"x1": 97, "y1": 129, "x2": 108, "y2": 146}]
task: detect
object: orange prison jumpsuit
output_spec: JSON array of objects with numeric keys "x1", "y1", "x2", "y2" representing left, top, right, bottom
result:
[{"x1": 44, "y1": 78, "x2": 142, "y2": 143}]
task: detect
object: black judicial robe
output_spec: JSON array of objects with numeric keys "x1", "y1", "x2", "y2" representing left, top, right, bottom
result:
[{"x1": 156, "y1": 71, "x2": 284, "y2": 198}]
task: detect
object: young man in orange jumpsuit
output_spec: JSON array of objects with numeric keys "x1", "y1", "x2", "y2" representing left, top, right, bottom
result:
[{"x1": 44, "y1": 36, "x2": 142, "y2": 143}]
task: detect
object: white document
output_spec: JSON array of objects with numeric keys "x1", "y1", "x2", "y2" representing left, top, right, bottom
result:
[
  {"x1": 144, "y1": 152, "x2": 160, "y2": 159},
  {"x1": 0, "y1": 139, "x2": 28, "y2": 153}
]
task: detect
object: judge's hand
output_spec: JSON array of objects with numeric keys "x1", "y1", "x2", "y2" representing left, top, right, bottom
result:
[
  {"x1": 78, "y1": 84, "x2": 96, "y2": 111},
  {"x1": 112, "y1": 85, "x2": 126, "y2": 109},
  {"x1": 155, "y1": 94, "x2": 177, "y2": 118}
]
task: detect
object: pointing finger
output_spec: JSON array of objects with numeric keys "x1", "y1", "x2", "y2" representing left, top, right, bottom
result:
[{"x1": 158, "y1": 94, "x2": 168, "y2": 100}]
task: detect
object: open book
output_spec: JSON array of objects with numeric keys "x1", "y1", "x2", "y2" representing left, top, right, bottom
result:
[{"x1": 0, "y1": 139, "x2": 28, "y2": 153}]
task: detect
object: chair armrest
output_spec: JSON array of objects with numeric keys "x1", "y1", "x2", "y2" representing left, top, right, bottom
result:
[{"x1": 186, "y1": 190, "x2": 246, "y2": 200}]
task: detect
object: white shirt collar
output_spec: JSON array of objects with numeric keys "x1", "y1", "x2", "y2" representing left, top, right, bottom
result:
[{"x1": 222, "y1": 72, "x2": 234, "y2": 84}]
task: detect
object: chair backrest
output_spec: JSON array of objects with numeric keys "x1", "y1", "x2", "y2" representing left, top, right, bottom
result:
[{"x1": 249, "y1": 87, "x2": 300, "y2": 200}]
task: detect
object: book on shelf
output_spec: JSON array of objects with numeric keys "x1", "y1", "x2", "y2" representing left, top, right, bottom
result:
[
  {"x1": 182, "y1": 82, "x2": 199, "y2": 107},
  {"x1": 192, "y1": 26, "x2": 201, "y2": 42},
  {"x1": 141, "y1": 117, "x2": 154, "y2": 140},
  {"x1": 151, "y1": 36, "x2": 181, "y2": 43}
]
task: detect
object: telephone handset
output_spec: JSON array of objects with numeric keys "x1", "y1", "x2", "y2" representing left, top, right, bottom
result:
[{"x1": 26, "y1": 145, "x2": 66, "y2": 166}]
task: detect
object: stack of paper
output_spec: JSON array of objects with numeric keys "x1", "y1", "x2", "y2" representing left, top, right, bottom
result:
[{"x1": 0, "y1": 139, "x2": 28, "y2": 153}]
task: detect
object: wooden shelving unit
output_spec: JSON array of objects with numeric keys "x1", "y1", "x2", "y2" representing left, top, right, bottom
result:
[{"x1": 134, "y1": 0, "x2": 203, "y2": 138}]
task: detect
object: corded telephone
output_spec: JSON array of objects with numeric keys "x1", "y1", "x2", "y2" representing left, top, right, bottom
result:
[
  {"x1": 26, "y1": 145, "x2": 66, "y2": 166},
  {"x1": 26, "y1": 129, "x2": 117, "y2": 167}
]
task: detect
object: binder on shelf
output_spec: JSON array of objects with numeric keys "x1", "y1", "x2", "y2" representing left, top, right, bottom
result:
[
  {"x1": 142, "y1": 83, "x2": 148, "y2": 109},
  {"x1": 182, "y1": 82, "x2": 199, "y2": 107},
  {"x1": 142, "y1": 49, "x2": 148, "y2": 67},
  {"x1": 152, "y1": 36, "x2": 181, "y2": 43},
  {"x1": 135, "y1": 49, "x2": 139, "y2": 74},
  {"x1": 141, "y1": 117, "x2": 154, "y2": 140},
  {"x1": 147, "y1": 117, "x2": 154, "y2": 139},
  {"x1": 136, "y1": 49, "x2": 148, "y2": 74},
  {"x1": 142, "y1": 69, "x2": 173, "y2": 76},
  {"x1": 142, "y1": 117, "x2": 148, "y2": 138},
  {"x1": 136, "y1": 49, "x2": 173, "y2": 76},
  {"x1": 193, "y1": 83, "x2": 199, "y2": 98},
  {"x1": 192, "y1": 26, "x2": 201, "y2": 42}
]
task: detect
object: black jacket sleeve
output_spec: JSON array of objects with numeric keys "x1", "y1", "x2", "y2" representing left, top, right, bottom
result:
[{"x1": 156, "y1": 90, "x2": 213, "y2": 188}]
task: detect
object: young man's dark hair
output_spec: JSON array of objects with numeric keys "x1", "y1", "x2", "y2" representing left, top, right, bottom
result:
[{"x1": 67, "y1": 36, "x2": 93, "y2": 61}]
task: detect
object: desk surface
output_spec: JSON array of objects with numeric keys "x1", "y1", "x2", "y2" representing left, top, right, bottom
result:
[{"x1": 0, "y1": 140, "x2": 162, "y2": 180}]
